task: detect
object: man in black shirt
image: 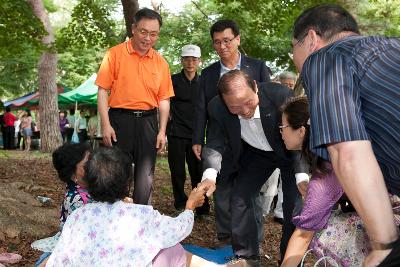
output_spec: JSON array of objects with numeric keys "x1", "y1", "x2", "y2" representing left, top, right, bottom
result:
[{"x1": 167, "y1": 44, "x2": 209, "y2": 215}]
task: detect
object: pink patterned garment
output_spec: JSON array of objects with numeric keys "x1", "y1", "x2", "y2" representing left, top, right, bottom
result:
[
  {"x1": 46, "y1": 201, "x2": 194, "y2": 267},
  {"x1": 292, "y1": 167, "x2": 344, "y2": 231}
]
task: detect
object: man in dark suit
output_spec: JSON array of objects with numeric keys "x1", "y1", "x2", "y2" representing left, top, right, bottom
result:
[
  {"x1": 192, "y1": 19, "x2": 270, "y2": 245},
  {"x1": 200, "y1": 70, "x2": 300, "y2": 266}
]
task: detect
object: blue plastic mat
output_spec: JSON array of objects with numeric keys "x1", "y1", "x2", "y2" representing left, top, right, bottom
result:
[{"x1": 183, "y1": 244, "x2": 234, "y2": 264}]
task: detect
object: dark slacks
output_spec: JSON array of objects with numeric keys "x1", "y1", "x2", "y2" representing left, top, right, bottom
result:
[
  {"x1": 231, "y1": 142, "x2": 299, "y2": 259},
  {"x1": 65, "y1": 128, "x2": 74, "y2": 142},
  {"x1": 167, "y1": 135, "x2": 209, "y2": 213},
  {"x1": 4, "y1": 126, "x2": 15, "y2": 149},
  {"x1": 109, "y1": 109, "x2": 157, "y2": 205},
  {"x1": 214, "y1": 151, "x2": 237, "y2": 240}
]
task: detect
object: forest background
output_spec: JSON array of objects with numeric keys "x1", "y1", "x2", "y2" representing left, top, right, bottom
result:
[{"x1": 0, "y1": 0, "x2": 399, "y2": 151}]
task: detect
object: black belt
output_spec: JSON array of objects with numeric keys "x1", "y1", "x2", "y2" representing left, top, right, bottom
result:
[{"x1": 110, "y1": 108, "x2": 157, "y2": 118}]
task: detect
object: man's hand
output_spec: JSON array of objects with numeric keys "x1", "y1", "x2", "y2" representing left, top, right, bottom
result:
[
  {"x1": 198, "y1": 179, "x2": 216, "y2": 197},
  {"x1": 192, "y1": 144, "x2": 202, "y2": 161},
  {"x1": 156, "y1": 131, "x2": 166, "y2": 152},
  {"x1": 102, "y1": 123, "x2": 117, "y2": 147},
  {"x1": 297, "y1": 181, "x2": 309, "y2": 198}
]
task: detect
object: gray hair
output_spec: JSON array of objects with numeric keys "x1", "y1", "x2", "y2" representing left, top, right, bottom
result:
[{"x1": 279, "y1": 71, "x2": 297, "y2": 82}]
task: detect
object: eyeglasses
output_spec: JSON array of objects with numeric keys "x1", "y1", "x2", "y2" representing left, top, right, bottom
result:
[
  {"x1": 213, "y1": 36, "x2": 237, "y2": 47},
  {"x1": 279, "y1": 125, "x2": 291, "y2": 133},
  {"x1": 291, "y1": 33, "x2": 308, "y2": 48},
  {"x1": 136, "y1": 28, "x2": 159, "y2": 39}
]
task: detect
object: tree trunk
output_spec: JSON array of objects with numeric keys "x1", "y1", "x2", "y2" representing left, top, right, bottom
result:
[
  {"x1": 27, "y1": 0, "x2": 62, "y2": 152},
  {"x1": 121, "y1": 0, "x2": 139, "y2": 38}
]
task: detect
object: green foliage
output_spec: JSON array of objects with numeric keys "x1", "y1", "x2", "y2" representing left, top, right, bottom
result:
[
  {"x1": 56, "y1": 0, "x2": 121, "y2": 50},
  {"x1": 357, "y1": 0, "x2": 400, "y2": 36},
  {"x1": 43, "y1": 0, "x2": 58, "y2": 13},
  {"x1": 57, "y1": 48, "x2": 105, "y2": 89},
  {"x1": 157, "y1": 0, "x2": 219, "y2": 74},
  {"x1": 212, "y1": 0, "x2": 339, "y2": 71},
  {"x1": 0, "y1": 0, "x2": 46, "y2": 97}
]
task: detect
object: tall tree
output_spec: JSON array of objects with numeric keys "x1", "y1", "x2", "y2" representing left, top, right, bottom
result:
[
  {"x1": 27, "y1": 0, "x2": 62, "y2": 152},
  {"x1": 121, "y1": 0, "x2": 139, "y2": 38}
]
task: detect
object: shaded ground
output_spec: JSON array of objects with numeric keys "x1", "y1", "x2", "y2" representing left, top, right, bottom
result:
[{"x1": 0, "y1": 150, "x2": 315, "y2": 266}]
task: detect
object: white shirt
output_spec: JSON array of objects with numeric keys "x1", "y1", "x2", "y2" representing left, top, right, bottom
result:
[
  {"x1": 220, "y1": 53, "x2": 241, "y2": 77},
  {"x1": 201, "y1": 106, "x2": 310, "y2": 185},
  {"x1": 239, "y1": 106, "x2": 273, "y2": 152},
  {"x1": 202, "y1": 105, "x2": 273, "y2": 183}
]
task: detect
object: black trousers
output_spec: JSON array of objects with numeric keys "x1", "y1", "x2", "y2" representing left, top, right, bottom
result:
[
  {"x1": 214, "y1": 150, "x2": 237, "y2": 240},
  {"x1": 65, "y1": 128, "x2": 74, "y2": 142},
  {"x1": 109, "y1": 109, "x2": 157, "y2": 205},
  {"x1": 4, "y1": 126, "x2": 15, "y2": 149},
  {"x1": 231, "y1": 142, "x2": 299, "y2": 259},
  {"x1": 167, "y1": 135, "x2": 209, "y2": 214}
]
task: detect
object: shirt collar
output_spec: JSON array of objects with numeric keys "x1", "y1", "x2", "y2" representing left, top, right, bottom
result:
[
  {"x1": 180, "y1": 69, "x2": 198, "y2": 83},
  {"x1": 238, "y1": 105, "x2": 260, "y2": 120},
  {"x1": 126, "y1": 39, "x2": 155, "y2": 58},
  {"x1": 220, "y1": 52, "x2": 241, "y2": 72}
]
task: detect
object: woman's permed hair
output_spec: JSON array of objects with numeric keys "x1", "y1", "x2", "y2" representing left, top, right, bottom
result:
[
  {"x1": 52, "y1": 143, "x2": 91, "y2": 184},
  {"x1": 84, "y1": 147, "x2": 133, "y2": 203}
]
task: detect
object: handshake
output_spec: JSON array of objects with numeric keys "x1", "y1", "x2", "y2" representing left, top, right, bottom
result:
[{"x1": 185, "y1": 179, "x2": 216, "y2": 210}]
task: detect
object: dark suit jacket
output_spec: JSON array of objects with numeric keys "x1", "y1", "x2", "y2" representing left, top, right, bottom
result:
[
  {"x1": 193, "y1": 55, "x2": 271, "y2": 145},
  {"x1": 202, "y1": 82, "x2": 296, "y2": 172}
]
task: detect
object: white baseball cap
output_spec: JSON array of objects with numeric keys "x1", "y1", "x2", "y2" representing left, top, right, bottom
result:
[{"x1": 181, "y1": 44, "x2": 201, "y2": 58}]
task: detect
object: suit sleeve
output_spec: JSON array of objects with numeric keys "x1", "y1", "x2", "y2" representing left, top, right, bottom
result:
[
  {"x1": 259, "y1": 61, "x2": 271, "y2": 82},
  {"x1": 201, "y1": 99, "x2": 226, "y2": 172},
  {"x1": 193, "y1": 73, "x2": 207, "y2": 145}
]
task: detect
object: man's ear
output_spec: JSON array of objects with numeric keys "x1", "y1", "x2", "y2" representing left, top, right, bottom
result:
[{"x1": 308, "y1": 29, "x2": 323, "y2": 52}]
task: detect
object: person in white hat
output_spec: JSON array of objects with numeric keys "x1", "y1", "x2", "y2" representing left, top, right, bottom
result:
[{"x1": 167, "y1": 45, "x2": 210, "y2": 217}]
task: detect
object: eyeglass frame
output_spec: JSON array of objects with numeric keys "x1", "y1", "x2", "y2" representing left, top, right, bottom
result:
[
  {"x1": 279, "y1": 125, "x2": 291, "y2": 133},
  {"x1": 291, "y1": 30, "x2": 322, "y2": 48},
  {"x1": 212, "y1": 36, "x2": 238, "y2": 47},
  {"x1": 135, "y1": 28, "x2": 159, "y2": 39}
]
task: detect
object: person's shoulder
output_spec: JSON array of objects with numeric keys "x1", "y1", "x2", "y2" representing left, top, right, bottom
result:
[
  {"x1": 242, "y1": 54, "x2": 264, "y2": 65},
  {"x1": 260, "y1": 81, "x2": 291, "y2": 95},
  {"x1": 201, "y1": 61, "x2": 220, "y2": 74},
  {"x1": 108, "y1": 41, "x2": 126, "y2": 54}
]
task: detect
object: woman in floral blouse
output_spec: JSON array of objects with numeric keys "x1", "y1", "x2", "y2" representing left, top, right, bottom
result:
[
  {"x1": 32, "y1": 143, "x2": 92, "y2": 254},
  {"x1": 45, "y1": 147, "x2": 245, "y2": 267}
]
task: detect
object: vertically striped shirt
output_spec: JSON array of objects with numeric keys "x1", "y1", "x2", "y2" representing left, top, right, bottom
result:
[{"x1": 302, "y1": 35, "x2": 400, "y2": 195}]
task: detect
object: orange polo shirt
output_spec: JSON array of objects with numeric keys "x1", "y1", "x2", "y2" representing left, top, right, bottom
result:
[{"x1": 95, "y1": 39, "x2": 174, "y2": 110}]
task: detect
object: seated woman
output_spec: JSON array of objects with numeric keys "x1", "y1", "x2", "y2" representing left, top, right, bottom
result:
[
  {"x1": 44, "y1": 147, "x2": 245, "y2": 267},
  {"x1": 32, "y1": 143, "x2": 92, "y2": 254},
  {"x1": 280, "y1": 97, "x2": 399, "y2": 267}
]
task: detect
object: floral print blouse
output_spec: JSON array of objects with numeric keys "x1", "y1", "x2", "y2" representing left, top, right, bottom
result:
[{"x1": 46, "y1": 201, "x2": 194, "y2": 267}]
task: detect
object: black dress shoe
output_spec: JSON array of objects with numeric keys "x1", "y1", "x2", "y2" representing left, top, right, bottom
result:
[{"x1": 273, "y1": 216, "x2": 284, "y2": 224}]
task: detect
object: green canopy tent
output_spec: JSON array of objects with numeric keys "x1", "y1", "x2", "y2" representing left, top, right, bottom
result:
[
  {"x1": 58, "y1": 74, "x2": 98, "y2": 105},
  {"x1": 27, "y1": 74, "x2": 98, "y2": 107}
]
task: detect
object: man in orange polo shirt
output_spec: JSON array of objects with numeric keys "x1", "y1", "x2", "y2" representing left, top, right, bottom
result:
[{"x1": 96, "y1": 8, "x2": 174, "y2": 205}]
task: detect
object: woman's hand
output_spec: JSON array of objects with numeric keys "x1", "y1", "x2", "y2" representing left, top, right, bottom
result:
[{"x1": 185, "y1": 187, "x2": 206, "y2": 210}]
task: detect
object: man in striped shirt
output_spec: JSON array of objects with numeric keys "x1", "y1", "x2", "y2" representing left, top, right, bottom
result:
[{"x1": 292, "y1": 4, "x2": 400, "y2": 266}]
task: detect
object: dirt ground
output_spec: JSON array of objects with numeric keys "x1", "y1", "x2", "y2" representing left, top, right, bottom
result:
[{"x1": 0, "y1": 150, "x2": 315, "y2": 267}]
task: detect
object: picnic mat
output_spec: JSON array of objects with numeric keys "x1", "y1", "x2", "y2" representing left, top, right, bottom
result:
[{"x1": 183, "y1": 244, "x2": 234, "y2": 264}]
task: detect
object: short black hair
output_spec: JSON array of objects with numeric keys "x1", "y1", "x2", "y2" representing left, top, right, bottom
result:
[
  {"x1": 133, "y1": 8, "x2": 162, "y2": 27},
  {"x1": 52, "y1": 143, "x2": 91, "y2": 184},
  {"x1": 69, "y1": 109, "x2": 75, "y2": 115},
  {"x1": 84, "y1": 147, "x2": 133, "y2": 204},
  {"x1": 293, "y1": 4, "x2": 359, "y2": 41},
  {"x1": 5, "y1": 107, "x2": 11, "y2": 112},
  {"x1": 218, "y1": 70, "x2": 256, "y2": 96},
  {"x1": 210, "y1": 19, "x2": 240, "y2": 39}
]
